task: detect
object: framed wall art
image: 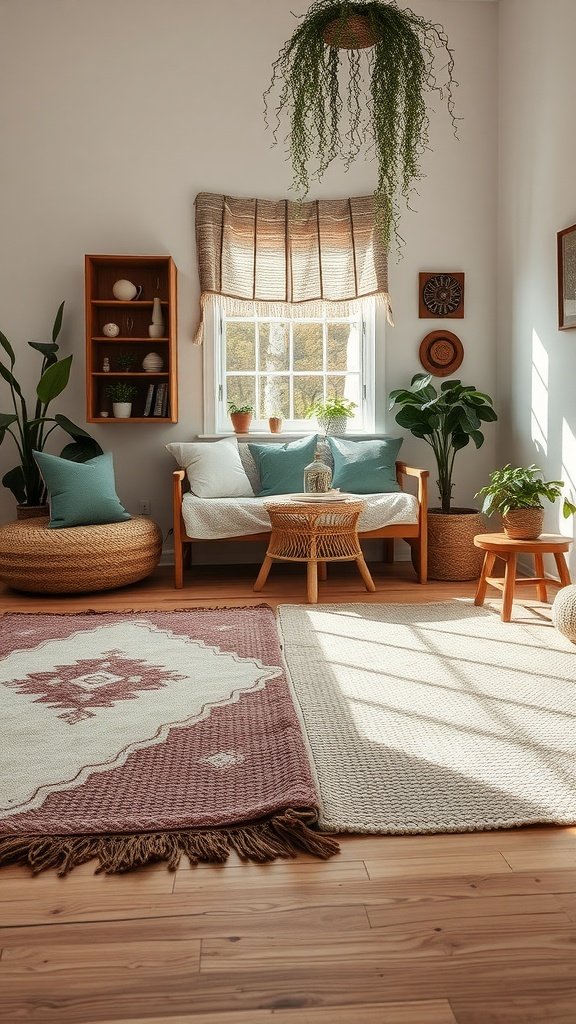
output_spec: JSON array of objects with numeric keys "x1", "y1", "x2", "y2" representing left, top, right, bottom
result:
[
  {"x1": 419, "y1": 272, "x2": 465, "y2": 319},
  {"x1": 557, "y1": 223, "x2": 576, "y2": 329}
]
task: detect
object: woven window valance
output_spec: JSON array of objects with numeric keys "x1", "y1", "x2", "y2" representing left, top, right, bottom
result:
[{"x1": 193, "y1": 192, "x2": 392, "y2": 343}]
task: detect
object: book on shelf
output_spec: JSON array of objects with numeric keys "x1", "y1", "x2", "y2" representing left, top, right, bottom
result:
[
  {"x1": 161, "y1": 386, "x2": 169, "y2": 418},
  {"x1": 143, "y1": 384, "x2": 156, "y2": 417},
  {"x1": 153, "y1": 382, "x2": 167, "y2": 417}
]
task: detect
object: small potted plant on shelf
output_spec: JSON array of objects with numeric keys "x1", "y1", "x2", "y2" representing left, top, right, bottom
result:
[
  {"x1": 227, "y1": 402, "x2": 254, "y2": 433},
  {"x1": 268, "y1": 413, "x2": 283, "y2": 434},
  {"x1": 306, "y1": 396, "x2": 357, "y2": 435},
  {"x1": 476, "y1": 464, "x2": 576, "y2": 540},
  {"x1": 388, "y1": 374, "x2": 498, "y2": 581},
  {"x1": 0, "y1": 301, "x2": 103, "y2": 517},
  {"x1": 106, "y1": 381, "x2": 138, "y2": 419},
  {"x1": 116, "y1": 350, "x2": 136, "y2": 373}
]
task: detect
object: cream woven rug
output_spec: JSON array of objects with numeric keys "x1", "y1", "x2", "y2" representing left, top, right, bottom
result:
[{"x1": 278, "y1": 601, "x2": 576, "y2": 834}]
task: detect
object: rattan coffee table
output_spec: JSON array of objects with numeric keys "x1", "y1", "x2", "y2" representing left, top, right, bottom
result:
[{"x1": 253, "y1": 499, "x2": 376, "y2": 603}]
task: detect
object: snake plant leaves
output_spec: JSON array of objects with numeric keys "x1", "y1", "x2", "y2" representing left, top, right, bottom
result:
[{"x1": 51, "y1": 300, "x2": 64, "y2": 343}]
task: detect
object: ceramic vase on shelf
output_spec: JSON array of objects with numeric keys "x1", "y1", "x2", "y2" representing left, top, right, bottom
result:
[{"x1": 142, "y1": 352, "x2": 164, "y2": 372}]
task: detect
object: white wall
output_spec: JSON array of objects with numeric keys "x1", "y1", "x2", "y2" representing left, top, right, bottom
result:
[
  {"x1": 0, "y1": 0, "x2": 498, "y2": 553},
  {"x1": 498, "y1": 0, "x2": 576, "y2": 571}
]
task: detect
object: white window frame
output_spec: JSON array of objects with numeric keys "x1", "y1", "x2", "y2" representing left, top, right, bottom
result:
[{"x1": 203, "y1": 301, "x2": 376, "y2": 435}]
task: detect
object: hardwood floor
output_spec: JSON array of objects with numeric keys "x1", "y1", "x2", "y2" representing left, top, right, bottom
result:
[{"x1": 1, "y1": 561, "x2": 576, "y2": 1023}]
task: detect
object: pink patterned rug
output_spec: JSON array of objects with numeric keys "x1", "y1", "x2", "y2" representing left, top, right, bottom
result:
[{"x1": 0, "y1": 606, "x2": 338, "y2": 874}]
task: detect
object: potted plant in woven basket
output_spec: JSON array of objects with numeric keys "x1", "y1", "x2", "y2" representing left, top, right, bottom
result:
[
  {"x1": 306, "y1": 396, "x2": 357, "y2": 436},
  {"x1": 0, "y1": 302, "x2": 103, "y2": 518},
  {"x1": 476, "y1": 464, "x2": 576, "y2": 540},
  {"x1": 389, "y1": 374, "x2": 497, "y2": 581},
  {"x1": 265, "y1": 0, "x2": 458, "y2": 251}
]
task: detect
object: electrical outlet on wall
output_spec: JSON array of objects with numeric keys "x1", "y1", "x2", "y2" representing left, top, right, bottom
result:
[{"x1": 138, "y1": 499, "x2": 151, "y2": 516}]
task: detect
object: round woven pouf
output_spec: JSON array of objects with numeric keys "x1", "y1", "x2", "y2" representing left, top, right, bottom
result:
[
  {"x1": 551, "y1": 584, "x2": 576, "y2": 644},
  {"x1": 0, "y1": 516, "x2": 162, "y2": 593}
]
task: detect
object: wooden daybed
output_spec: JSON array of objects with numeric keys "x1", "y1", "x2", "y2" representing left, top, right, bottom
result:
[{"x1": 172, "y1": 462, "x2": 428, "y2": 589}]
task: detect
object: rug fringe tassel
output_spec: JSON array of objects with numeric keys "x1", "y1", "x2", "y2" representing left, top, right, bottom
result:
[{"x1": 0, "y1": 812, "x2": 339, "y2": 876}]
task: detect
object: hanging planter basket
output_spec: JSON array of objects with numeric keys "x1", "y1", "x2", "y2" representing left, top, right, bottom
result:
[
  {"x1": 321, "y1": 13, "x2": 377, "y2": 47},
  {"x1": 265, "y1": 0, "x2": 458, "y2": 253}
]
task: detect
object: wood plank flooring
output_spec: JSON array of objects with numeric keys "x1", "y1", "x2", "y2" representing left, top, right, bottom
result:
[{"x1": 1, "y1": 561, "x2": 576, "y2": 1023}]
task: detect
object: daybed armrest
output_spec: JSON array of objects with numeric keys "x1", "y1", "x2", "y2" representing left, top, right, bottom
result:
[
  {"x1": 396, "y1": 462, "x2": 429, "y2": 508},
  {"x1": 172, "y1": 470, "x2": 188, "y2": 587}
]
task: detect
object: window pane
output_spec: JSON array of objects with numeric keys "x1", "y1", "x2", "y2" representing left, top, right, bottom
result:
[
  {"x1": 294, "y1": 375, "x2": 324, "y2": 418},
  {"x1": 226, "y1": 322, "x2": 255, "y2": 371},
  {"x1": 226, "y1": 376, "x2": 255, "y2": 411},
  {"x1": 327, "y1": 322, "x2": 360, "y2": 372},
  {"x1": 327, "y1": 374, "x2": 361, "y2": 410},
  {"x1": 259, "y1": 376, "x2": 290, "y2": 419},
  {"x1": 293, "y1": 323, "x2": 323, "y2": 371},
  {"x1": 259, "y1": 323, "x2": 289, "y2": 371}
]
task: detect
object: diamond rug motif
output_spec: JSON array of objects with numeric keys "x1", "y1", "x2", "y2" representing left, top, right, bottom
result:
[{"x1": 0, "y1": 608, "x2": 337, "y2": 874}]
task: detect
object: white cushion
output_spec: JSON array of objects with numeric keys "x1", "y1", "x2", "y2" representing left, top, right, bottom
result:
[{"x1": 166, "y1": 438, "x2": 254, "y2": 498}]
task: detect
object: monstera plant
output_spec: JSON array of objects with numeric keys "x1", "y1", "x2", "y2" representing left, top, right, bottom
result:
[
  {"x1": 0, "y1": 302, "x2": 103, "y2": 513},
  {"x1": 265, "y1": 0, "x2": 458, "y2": 250}
]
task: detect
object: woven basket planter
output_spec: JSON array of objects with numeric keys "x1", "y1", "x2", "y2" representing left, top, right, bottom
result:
[
  {"x1": 502, "y1": 507, "x2": 544, "y2": 540},
  {"x1": 322, "y1": 14, "x2": 378, "y2": 48},
  {"x1": 0, "y1": 516, "x2": 162, "y2": 594},
  {"x1": 16, "y1": 504, "x2": 48, "y2": 521},
  {"x1": 427, "y1": 509, "x2": 487, "y2": 582},
  {"x1": 318, "y1": 415, "x2": 349, "y2": 436}
]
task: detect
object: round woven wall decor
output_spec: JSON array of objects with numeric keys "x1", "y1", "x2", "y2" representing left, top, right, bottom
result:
[{"x1": 419, "y1": 330, "x2": 464, "y2": 377}]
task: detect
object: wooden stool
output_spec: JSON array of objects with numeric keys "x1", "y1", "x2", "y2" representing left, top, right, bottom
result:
[
  {"x1": 254, "y1": 500, "x2": 376, "y2": 604},
  {"x1": 473, "y1": 532, "x2": 572, "y2": 622}
]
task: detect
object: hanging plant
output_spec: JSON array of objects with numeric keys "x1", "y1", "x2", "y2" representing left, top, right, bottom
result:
[{"x1": 265, "y1": 0, "x2": 458, "y2": 251}]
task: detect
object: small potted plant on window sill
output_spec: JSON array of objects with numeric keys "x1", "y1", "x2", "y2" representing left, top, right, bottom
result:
[
  {"x1": 106, "y1": 381, "x2": 138, "y2": 418},
  {"x1": 306, "y1": 396, "x2": 357, "y2": 435},
  {"x1": 268, "y1": 414, "x2": 283, "y2": 434},
  {"x1": 476, "y1": 464, "x2": 576, "y2": 540},
  {"x1": 228, "y1": 402, "x2": 254, "y2": 434}
]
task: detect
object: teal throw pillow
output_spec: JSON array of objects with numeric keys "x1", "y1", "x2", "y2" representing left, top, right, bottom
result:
[
  {"x1": 248, "y1": 435, "x2": 318, "y2": 496},
  {"x1": 33, "y1": 450, "x2": 131, "y2": 528},
  {"x1": 328, "y1": 436, "x2": 402, "y2": 494}
]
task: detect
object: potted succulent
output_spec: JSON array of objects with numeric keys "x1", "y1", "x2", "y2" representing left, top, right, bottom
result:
[
  {"x1": 306, "y1": 396, "x2": 357, "y2": 435},
  {"x1": 265, "y1": 0, "x2": 458, "y2": 250},
  {"x1": 388, "y1": 374, "x2": 498, "y2": 580},
  {"x1": 476, "y1": 464, "x2": 576, "y2": 540},
  {"x1": 0, "y1": 302, "x2": 103, "y2": 517},
  {"x1": 106, "y1": 381, "x2": 138, "y2": 419},
  {"x1": 227, "y1": 402, "x2": 254, "y2": 434}
]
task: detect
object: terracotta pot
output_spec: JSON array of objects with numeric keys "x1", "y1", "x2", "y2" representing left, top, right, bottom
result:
[
  {"x1": 230, "y1": 412, "x2": 253, "y2": 434},
  {"x1": 502, "y1": 507, "x2": 544, "y2": 540},
  {"x1": 268, "y1": 417, "x2": 283, "y2": 434},
  {"x1": 427, "y1": 508, "x2": 487, "y2": 581}
]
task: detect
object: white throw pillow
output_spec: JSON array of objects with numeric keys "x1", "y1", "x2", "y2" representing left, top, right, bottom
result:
[{"x1": 166, "y1": 437, "x2": 254, "y2": 498}]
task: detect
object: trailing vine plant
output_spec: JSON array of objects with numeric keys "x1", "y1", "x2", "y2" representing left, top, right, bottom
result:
[{"x1": 265, "y1": 0, "x2": 458, "y2": 252}]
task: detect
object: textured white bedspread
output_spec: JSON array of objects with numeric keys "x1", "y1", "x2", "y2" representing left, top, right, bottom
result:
[{"x1": 181, "y1": 492, "x2": 419, "y2": 540}]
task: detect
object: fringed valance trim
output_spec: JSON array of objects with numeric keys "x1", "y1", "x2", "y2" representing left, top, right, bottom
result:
[{"x1": 193, "y1": 291, "x2": 394, "y2": 344}]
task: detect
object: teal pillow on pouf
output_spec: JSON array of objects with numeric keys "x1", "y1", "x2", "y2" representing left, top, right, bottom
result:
[
  {"x1": 248, "y1": 435, "x2": 318, "y2": 496},
  {"x1": 33, "y1": 450, "x2": 131, "y2": 528},
  {"x1": 328, "y1": 436, "x2": 402, "y2": 493}
]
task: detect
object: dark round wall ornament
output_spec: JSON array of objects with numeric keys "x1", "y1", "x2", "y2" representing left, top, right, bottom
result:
[
  {"x1": 419, "y1": 272, "x2": 465, "y2": 318},
  {"x1": 419, "y1": 330, "x2": 464, "y2": 377}
]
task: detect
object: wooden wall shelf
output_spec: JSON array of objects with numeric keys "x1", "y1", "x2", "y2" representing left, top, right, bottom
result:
[{"x1": 85, "y1": 254, "x2": 178, "y2": 423}]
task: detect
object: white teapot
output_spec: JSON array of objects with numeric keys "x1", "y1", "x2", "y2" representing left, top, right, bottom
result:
[{"x1": 112, "y1": 279, "x2": 143, "y2": 301}]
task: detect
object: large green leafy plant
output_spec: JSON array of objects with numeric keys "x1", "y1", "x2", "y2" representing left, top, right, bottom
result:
[
  {"x1": 0, "y1": 302, "x2": 103, "y2": 508},
  {"x1": 388, "y1": 374, "x2": 497, "y2": 513},
  {"x1": 265, "y1": 0, "x2": 458, "y2": 250}
]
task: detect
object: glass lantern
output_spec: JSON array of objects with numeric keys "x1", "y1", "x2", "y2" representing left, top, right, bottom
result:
[{"x1": 303, "y1": 448, "x2": 333, "y2": 493}]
